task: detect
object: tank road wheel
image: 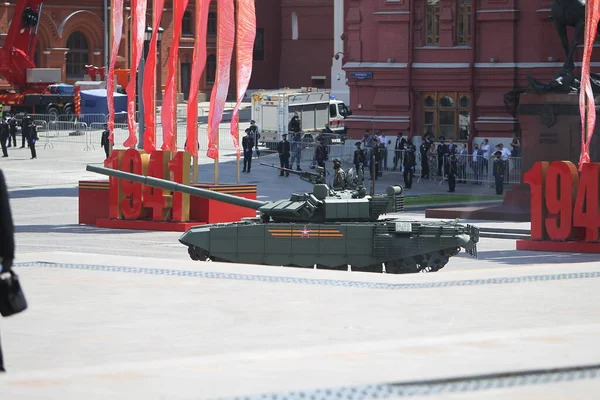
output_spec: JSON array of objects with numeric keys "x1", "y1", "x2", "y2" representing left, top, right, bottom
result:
[
  {"x1": 386, "y1": 258, "x2": 419, "y2": 274},
  {"x1": 188, "y1": 246, "x2": 212, "y2": 262},
  {"x1": 419, "y1": 251, "x2": 450, "y2": 273}
]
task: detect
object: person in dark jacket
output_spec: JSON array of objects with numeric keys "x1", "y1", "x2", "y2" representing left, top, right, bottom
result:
[
  {"x1": 242, "y1": 129, "x2": 255, "y2": 173},
  {"x1": 100, "y1": 124, "x2": 111, "y2": 159},
  {"x1": 245, "y1": 120, "x2": 260, "y2": 158},
  {"x1": 437, "y1": 136, "x2": 449, "y2": 176},
  {"x1": 277, "y1": 134, "x2": 291, "y2": 176},
  {"x1": 314, "y1": 137, "x2": 328, "y2": 170},
  {"x1": 0, "y1": 118, "x2": 8, "y2": 157},
  {"x1": 0, "y1": 169, "x2": 15, "y2": 372},
  {"x1": 493, "y1": 150, "x2": 506, "y2": 194},
  {"x1": 20, "y1": 113, "x2": 31, "y2": 148},
  {"x1": 447, "y1": 153, "x2": 458, "y2": 192},
  {"x1": 353, "y1": 141, "x2": 366, "y2": 179},
  {"x1": 288, "y1": 113, "x2": 301, "y2": 134},
  {"x1": 402, "y1": 145, "x2": 416, "y2": 189},
  {"x1": 28, "y1": 122, "x2": 37, "y2": 159},
  {"x1": 7, "y1": 116, "x2": 17, "y2": 148}
]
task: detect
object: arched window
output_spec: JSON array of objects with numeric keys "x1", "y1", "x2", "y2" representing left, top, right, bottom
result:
[
  {"x1": 291, "y1": 12, "x2": 298, "y2": 40},
  {"x1": 207, "y1": 12, "x2": 217, "y2": 36},
  {"x1": 66, "y1": 31, "x2": 89, "y2": 78},
  {"x1": 206, "y1": 54, "x2": 216, "y2": 84},
  {"x1": 422, "y1": 92, "x2": 471, "y2": 141}
]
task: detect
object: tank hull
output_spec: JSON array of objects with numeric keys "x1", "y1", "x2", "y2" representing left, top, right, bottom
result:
[{"x1": 180, "y1": 220, "x2": 478, "y2": 273}]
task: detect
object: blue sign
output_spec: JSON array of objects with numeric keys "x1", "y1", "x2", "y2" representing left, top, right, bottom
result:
[{"x1": 349, "y1": 72, "x2": 373, "y2": 80}]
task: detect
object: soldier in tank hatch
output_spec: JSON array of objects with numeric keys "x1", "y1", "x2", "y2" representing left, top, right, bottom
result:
[{"x1": 332, "y1": 158, "x2": 347, "y2": 190}]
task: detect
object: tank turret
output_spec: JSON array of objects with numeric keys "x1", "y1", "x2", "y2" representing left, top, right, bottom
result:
[{"x1": 86, "y1": 165, "x2": 403, "y2": 223}]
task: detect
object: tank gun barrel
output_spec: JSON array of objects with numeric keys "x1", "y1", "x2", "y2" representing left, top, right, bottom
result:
[{"x1": 86, "y1": 165, "x2": 267, "y2": 210}]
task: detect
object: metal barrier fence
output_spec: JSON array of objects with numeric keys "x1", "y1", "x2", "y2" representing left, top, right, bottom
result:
[
  {"x1": 11, "y1": 113, "x2": 522, "y2": 186},
  {"x1": 274, "y1": 141, "x2": 523, "y2": 186}
]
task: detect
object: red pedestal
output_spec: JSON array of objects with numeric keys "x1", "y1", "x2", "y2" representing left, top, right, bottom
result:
[
  {"x1": 517, "y1": 239, "x2": 600, "y2": 253},
  {"x1": 78, "y1": 180, "x2": 110, "y2": 225},
  {"x1": 78, "y1": 180, "x2": 258, "y2": 231}
]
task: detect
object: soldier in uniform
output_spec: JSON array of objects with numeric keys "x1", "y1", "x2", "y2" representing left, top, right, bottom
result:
[
  {"x1": 493, "y1": 150, "x2": 506, "y2": 195},
  {"x1": 241, "y1": 128, "x2": 255, "y2": 173},
  {"x1": 28, "y1": 122, "x2": 37, "y2": 159},
  {"x1": 314, "y1": 137, "x2": 328, "y2": 172},
  {"x1": 100, "y1": 124, "x2": 111, "y2": 159},
  {"x1": 353, "y1": 141, "x2": 366, "y2": 182},
  {"x1": 0, "y1": 117, "x2": 8, "y2": 157},
  {"x1": 288, "y1": 112, "x2": 301, "y2": 134},
  {"x1": 245, "y1": 120, "x2": 260, "y2": 158},
  {"x1": 7, "y1": 115, "x2": 17, "y2": 148},
  {"x1": 402, "y1": 144, "x2": 416, "y2": 189},
  {"x1": 277, "y1": 133, "x2": 291, "y2": 176},
  {"x1": 332, "y1": 158, "x2": 347, "y2": 190},
  {"x1": 20, "y1": 113, "x2": 31, "y2": 148},
  {"x1": 290, "y1": 131, "x2": 303, "y2": 171},
  {"x1": 447, "y1": 153, "x2": 458, "y2": 192}
]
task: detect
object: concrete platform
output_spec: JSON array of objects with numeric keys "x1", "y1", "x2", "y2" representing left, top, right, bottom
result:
[
  {"x1": 1, "y1": 129, "x2": 600, "y2": 399},
  {"x1": 1, "y1": 249, "x2": 600, "y2": 399}
]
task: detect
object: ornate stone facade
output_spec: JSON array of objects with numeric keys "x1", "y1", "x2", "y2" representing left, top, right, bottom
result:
[{"x1": 0, "y1": 0, "x2": 334, "y2": 99}]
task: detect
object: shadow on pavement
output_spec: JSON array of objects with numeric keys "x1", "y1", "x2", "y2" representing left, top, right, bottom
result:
[
  {"x1": 8, "y1": 187, "x2": 78, "y2": 199},
  {"x1": 476, "y1": 249, "x2": 598, "y2": 264},
  {"x1": 15, "y1": 224, "x2": 137, "y2": 234}
]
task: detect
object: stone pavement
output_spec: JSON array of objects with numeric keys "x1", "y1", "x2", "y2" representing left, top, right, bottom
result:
[{"x1": 0, "y1": 135, "x2": 599, "y2": 399}]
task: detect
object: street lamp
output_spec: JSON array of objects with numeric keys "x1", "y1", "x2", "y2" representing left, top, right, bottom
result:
[{"x1": 137, "y1": 25, "x2": 164, "y2": 148}]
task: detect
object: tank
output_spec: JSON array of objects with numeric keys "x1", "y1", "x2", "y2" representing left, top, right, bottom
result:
[{"x1": 86, "y1": 165, "x2": 479, "y2": 273}]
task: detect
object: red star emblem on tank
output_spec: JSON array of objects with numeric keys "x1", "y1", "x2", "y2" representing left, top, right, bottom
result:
[{"x1": 300, "y1": 225, "x2": 311, "y2": 238}]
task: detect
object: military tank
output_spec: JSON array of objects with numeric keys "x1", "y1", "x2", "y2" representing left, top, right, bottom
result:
[{"x1": 86, "y1": 165, "x2": 479, "y2": 273}]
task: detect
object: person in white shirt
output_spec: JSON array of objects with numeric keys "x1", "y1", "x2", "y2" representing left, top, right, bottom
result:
[
  {"x1": 480, "y1": 139, "x2": 490, "y2": 175},
  {"x1": 496, "y1": 143, "x2": 512, "y2": 179}
]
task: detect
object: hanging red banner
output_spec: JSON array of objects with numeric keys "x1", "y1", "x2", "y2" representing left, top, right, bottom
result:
[
  {"x1": 161, "y1": 0, "x2": 189, "y2": 151},
  {"x1": 185, "y1": 0, "x2": 211, "y2": 157},
  {"x1": 206, "y1": 0, "x2": 235, "y2": 159},
  {"x1": 141, "y1": 0, "x2": 165, "y2": 153},
  {"x1": 123, "y1": 0, "x2": 147, "y2": 148},
  {"x1": 579, "y1": 0, "x2": 600, "y2": 169},
  {"x1": 107, "y1": 0, "x2": 124, "y2": 141},
  {"x1": 229, "y1": 0, "x2": 257, "y2": 158}
]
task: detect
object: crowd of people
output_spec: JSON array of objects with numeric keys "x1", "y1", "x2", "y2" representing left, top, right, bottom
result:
[{"x1": 0, "y1": 113, "x2": 39, "y2": 160}]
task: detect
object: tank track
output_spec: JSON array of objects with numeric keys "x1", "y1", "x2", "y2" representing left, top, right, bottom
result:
[{"x1": 187, "y1": 246, "x2": 461, "y2": 274}]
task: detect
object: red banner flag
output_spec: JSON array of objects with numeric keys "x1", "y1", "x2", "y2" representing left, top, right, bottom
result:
[
  {"x1": 185, "y1": 0, "x2": 211, "y2": 157},
  {"x1": 579, "y1": 0, "x2": 600, "y2": 169},
  {"x1": 107, "y1": 0, "x2": 124, "y2": 141},
  {"x1": 141, "y1": 0, "x2": 165, "y2": 153},
  {"x1": 229, "y1": 0, "x2": 257, "y2": 158},
  {"x1": 206, "y1": 0, "x2": 235, "y2": 159},
  {"x1": 161, "y1": 0, "x2": 189, "y2": 151},
  {"x1": 123, "y1": 0, "x2": 147, "y2": 148}
]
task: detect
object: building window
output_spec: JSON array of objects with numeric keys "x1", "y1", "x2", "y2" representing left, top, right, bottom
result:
[
  {"x1": 182, "y1": 11, "x2": 193, "y2": 36},
  {"x1": 291, "y1": 12, "x2": 298, "y2": 40},
  {"x1": 207, "y1": 12, "x2": 217, "y2": 36},
  {"x1": 206, "y1": 54, "x2": 216, "y2": 84},
  {"x1": 457, "y1": 0, "x2": 472, "y2": 45},
  {"x1": 422, "y1": 92, "x2": 470, "y2": 141},
  {"x1": 66, "y1": 31, "x2": 89, "y2": 78},
  {"x1": 425, "y1": 0, "x2": 440, "y2": 45},
  {"x1": 253, "y1": 28, "x2": 264, "y2": 61}
]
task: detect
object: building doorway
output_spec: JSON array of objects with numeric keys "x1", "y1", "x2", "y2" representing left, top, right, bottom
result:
[{"x1": 181, "y1": 62, "x2": 191, "y2": 101}]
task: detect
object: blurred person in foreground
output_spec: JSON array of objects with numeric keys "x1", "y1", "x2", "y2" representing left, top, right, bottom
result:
[{"x1": 0, "y1": 169, "x2": 15, "y2": 372}]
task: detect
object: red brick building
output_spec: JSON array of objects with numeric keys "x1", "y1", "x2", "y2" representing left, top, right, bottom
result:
[
  {"x1": 342, "y1": 0, "x2": 600, "y2": 143},
  {"x1": 0, "y1": 0, "x2": 335, "y2": 99}
]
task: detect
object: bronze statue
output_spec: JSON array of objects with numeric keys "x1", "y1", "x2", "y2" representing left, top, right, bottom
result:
[{"x1": 527, "y1": 0, "x2": 600, "y2": 93}]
